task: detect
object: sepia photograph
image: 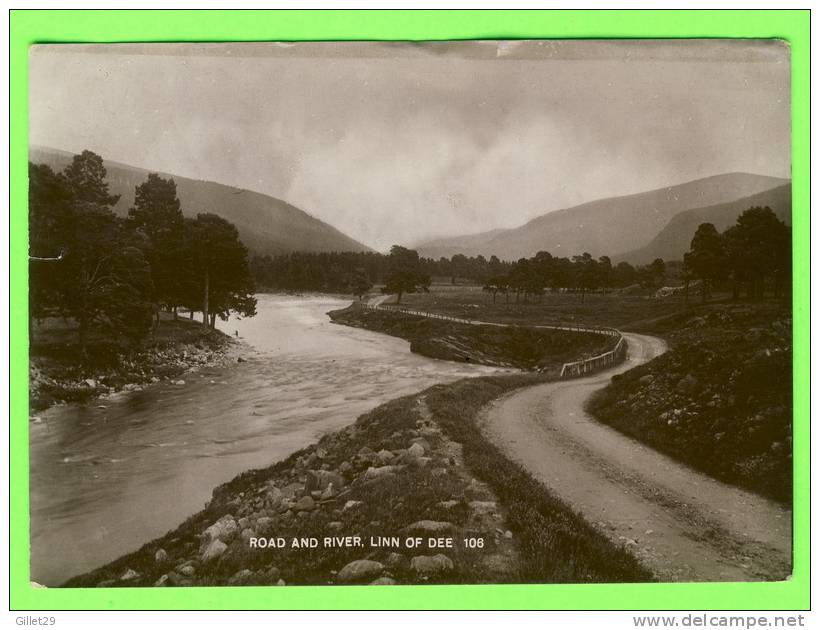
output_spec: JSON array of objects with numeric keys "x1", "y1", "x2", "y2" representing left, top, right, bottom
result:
[{"x1": 26, "y1": 39, "x2": 792, "y2": 589}]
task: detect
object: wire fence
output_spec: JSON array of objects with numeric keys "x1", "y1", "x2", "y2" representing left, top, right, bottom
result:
[{"x1": 358, "y1": 301, "x2": 628, "y2": 379}]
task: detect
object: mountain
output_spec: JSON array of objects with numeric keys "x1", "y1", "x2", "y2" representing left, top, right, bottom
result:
[
  {"x1": 415, "y1": 173, "x2": 789, "y2": 261},
  {"x1": 29, "y1": 146, "x2": 372, "y2": 256},
  {"x1": 618, "y1": 184, "x2": 791, "y2": 265}
]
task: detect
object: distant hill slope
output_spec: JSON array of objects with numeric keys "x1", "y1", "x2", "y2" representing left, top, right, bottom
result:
[
  {"x1": 415, "y1": 173, "x2": 789, "y2": 261},
  {"x1": 618, "y1": 184, "x2": 791, "y2": 265},
  {"x1": 29, "y1": 146, "x2": 372, "y2": 256}
]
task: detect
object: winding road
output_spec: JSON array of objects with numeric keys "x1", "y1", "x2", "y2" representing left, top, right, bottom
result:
[{"x1": 481, "y1": 332, "x2": 792, "y2": 582}]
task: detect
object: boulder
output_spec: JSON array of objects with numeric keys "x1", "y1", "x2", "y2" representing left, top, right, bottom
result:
[
  {"x1": 408, "y1": 443, "x2": 425, "y2": 458},
  {"x1": 265, "y1": 486, "x2": 284, "y2": 508},
  {"x1": 404, "y1": 520, "x2": 454, "y2": 534},
  {"x1": 305, "y1": 470, "x2": 345, "y2": 494},
  {"x1": 202, "y1": 539, "x2": 228, "y2": 562},
  {"x1": 370, "y1": 577, "x2": 397, "y2": 585},
  {"x1": 411, "y1": 554, "x2": 453, "y2": 576},
  {"x1": 256, "y1": 516, "x2": 274, "y2": 533},
  {"x1": 293, "y1": 495, "x2": 316, "y2": 512},
  {"x1": 119, "y1": 568, "x2": 140, "y2": 582},
  {"x1": 376, "y1": 449, "x2": 395, "y2": 464},
  {"x1": 179, "y1": 564, "x2": 196, "y2": 577},
  {"x1": 154, "y1": 574, "x2": 169, "y2": 587},
  {"x1": 154, "y1": 548, "x2": 168, "y2": 564},
  {"x1": 336, "y1": 559, "x2": 384, "y2": 583},
  {"x1": 343, "y1": 500, "x2": 363, "y2": 512},
  {"x1": 203, "y1": 515, "x2": 238, "y2": 544},
  {"x1": 364, "y1": 466, "x2": 398, "y2": 480},
  {"x1": 638, "y1": 375, "x2": 654, "y2": 386},
  {"x1": 676, "y1": 374, "x2": 699, "y2": 394}
]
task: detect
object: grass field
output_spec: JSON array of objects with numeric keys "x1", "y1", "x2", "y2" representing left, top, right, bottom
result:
[{"x1": 391, "y1": 283, "x2": 698, "y2": 332}]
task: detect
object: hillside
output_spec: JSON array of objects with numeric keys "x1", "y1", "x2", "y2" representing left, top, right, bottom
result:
[
  {"x1": 29, "y1": 146, "x2": 372, "y2": 256},
  {"x1": 618, "y1": 184, "x2": 791, "y2": 264},
  {"x1": 415, "y1": 173, "x2": 789, "y2": 261}
]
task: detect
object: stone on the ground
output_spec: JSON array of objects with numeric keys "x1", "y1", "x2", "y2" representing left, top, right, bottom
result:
[
  {"x1": 154, "y1": 548, "x2": 168, "y2": 563},
  {"x1": 410, "y1": 554, "x2": 453, "y2": 576},
  {"x1": 203, "y1": 515, "x2": 238, "y2": 544},
  {"x1": 370, "y1": 577, "x2": 397, "y2": 585},
  {"x1": 119, "y1": 568, "x2": 140, "y2": 582},
  {"x1": 202, "y1": 539, "x2": 228, "y2": 562},
  {"x1": 408, "y1": 442, "x2": 425, "y2": 457},
  {"x1": 336, "y1": 559, "x2": 384, "y2": 583},
  {"x1": 179, "y1": 564, "x2": 196, "y2": 576},
  {"x1": 343, "y1": 500, "x2": 363, "y2": 512},
  {"x1": 256, "y1": 516, "x2": 274, "y2": 533},
  {"x1": 293, "y1": 495, "x2": 316, "y2": 512},
  {"x1": 376, "y1": 449, "x2": 395, "y2": 464},
  {"x1": 364, "y1": 465, "x2": 398, "y2": 480},
  {"x1": 154, "y1": 574, "x2": 169, "y2": 587},
  {"x1": 304, "y1": 470, "x2": 344, "y2": 494},
  {"x1": 405, "y1": 520, "x2": 454, "y2": 534}
]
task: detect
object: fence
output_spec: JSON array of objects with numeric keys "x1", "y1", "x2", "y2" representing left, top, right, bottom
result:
[{"x1": 358, "y1": 301, "x2": 628, "y2": 379}]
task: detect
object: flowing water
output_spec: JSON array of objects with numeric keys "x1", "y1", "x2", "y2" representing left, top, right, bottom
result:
[{"x1": 29, "y1": 294, "x2": 506, "y2": 586}]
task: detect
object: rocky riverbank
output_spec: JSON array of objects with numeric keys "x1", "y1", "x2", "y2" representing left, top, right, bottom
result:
[
  {"x1": 30, "y1": 318, "x2": 247, "y2": 413},
  {"x1": 64, "y1": 371, "x2": 650, "y2": 588}
]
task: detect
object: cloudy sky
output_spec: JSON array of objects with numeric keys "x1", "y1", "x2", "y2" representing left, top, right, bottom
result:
[{"x1": 29, "y1": 40, "x2": 790, "y2": 251}]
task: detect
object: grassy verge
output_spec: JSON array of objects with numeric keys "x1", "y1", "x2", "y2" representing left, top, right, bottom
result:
[
  {"x1": 64, "y1": 373, "x2": 650, "y2": 588},
  {"x1": 587, "y1": 302, "x2": 792, "y2": 503},
  {"x1": 328, "y1": 304, "x2": 614, "y2": 373},
  {"x1": 30, "y1": 316, "x2": 238, "y2": 412}
]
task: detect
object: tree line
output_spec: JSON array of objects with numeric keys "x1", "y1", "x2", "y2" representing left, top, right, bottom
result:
[
  {"x1": 250, "y1": 250, "x2": 515, "y2": 295},
  {"x1": 29, "y1": 150, "x2": 256, "y2": 354},
  {"x1": 683, "y1": 206, "x2": 790, "y2": 302}
]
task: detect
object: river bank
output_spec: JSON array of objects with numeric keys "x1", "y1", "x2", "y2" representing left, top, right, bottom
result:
[
  {"x1": 65, "y1": 372, "x2": 649, "y2": 587},
  {"x1": 328, "y1": 304, "x2": 615, "y2": 372},
  {"x1": 29, "y1": 317, "x2": 247, "y2": 414}
]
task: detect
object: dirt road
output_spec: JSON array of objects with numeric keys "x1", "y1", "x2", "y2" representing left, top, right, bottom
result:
[{"x1": 481, "y1": 332, "x2": 792, "y2": 582}]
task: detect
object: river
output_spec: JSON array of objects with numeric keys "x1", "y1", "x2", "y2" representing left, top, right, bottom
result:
[{"x1": 29, "y1": 294, "x2": 506, "y2": 586}]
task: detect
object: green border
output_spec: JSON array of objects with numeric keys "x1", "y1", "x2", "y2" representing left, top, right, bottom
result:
[{"x1": 10, "y1": 9, "x2": 810, "y2": 611}]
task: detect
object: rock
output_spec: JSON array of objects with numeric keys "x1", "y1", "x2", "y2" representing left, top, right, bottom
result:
[
  {"x1": 328, "y1": 521, "x2": 344, "y2": 531},
  {"x1": 336, "y1": 559, "x2": 384, "y2": 583},
  {"x1": 203, "y1": 515, "x2": 238, "y2": 544},
  {"x1": 256, "y1": 516, "x2": 274, "y2": 533},
  {"x1": 277, "y1": 579, "x2": 286, "y2": 586},
  {"x1": 411, "y1": 554, "x2": 453, "y2": 576},
  {"x1": 343, "y1": 500, "x2": 363, "y2": 512},
  {"x1": 83, "y1": 378, "x2": 98, "y2": 388},
  {"x1": 119, "y1": 568, "x2": 140, "y2": 582},
  {"x1": 639, "y1": 375, "x2": 654, "y2": 386},
  {"x1": 154, "y1": 574, "x2": 169, "y2": 587},
  {"x1": 364, "y1": 465, "x2": 398, "y2": 480},
  {"x1": 370, "y1": 577, "x2": 397, "y2": 585},
  {"x1": 504, "y1": 530, "x2": 513, "y2": 539},
  {"x1": 405, "y1": 520, "x2": 454, "y2": 534},
  {"x1": 173, "y1": 380, "x2": 186, "y2": 386},
  {"x1": 263, "y1": 566, "x2": 281, "y2": 582},
  {"x1": 265, "y1": 485, "x2": 284, "y2": 508},
  {"x1": 310, "y1": 490, "x2": 323, "y2": 500},
  {"x1": 154, "y1": 548, "x2": 168, "y2": 564},
  {"x1": 376, "y1": 449, "x2": 395, "y2": 464},
  {"x1": 202, "y1": 539, "x2": 228, "y2": 562},
  {"x1": 293, "y1": 495, "x2": 316, "y2": 512},
  {"x1": 437, "y1": 500, "x2": 459, "y2": 509},
  {"x1": 240, "y1": 527, "x2": 255, "y2": 542},
  {"x1": 408, "y1": 443, "x2": 425, "y2": 457},
  {"x1": 339, "y1": 461, "x2": 353, "y2": 475},
  {"x1": 305, "y1": 470, "x2": 345, "y2": 494},
  {"x1": 320, "y1": 484, "x2": 338, "y2": 500},
  {"x1": 228, "y1": 569, "x2": 256, "y2": 586},
  {"x1": 237, "y1": 517, "x2": 249, "y2": 530},
  {"x1": 469, "y1": 501, "x2": 497, "y2": 514},
  {"x1": 179, "y1": 564, "x2": 196, "y2": 577}
]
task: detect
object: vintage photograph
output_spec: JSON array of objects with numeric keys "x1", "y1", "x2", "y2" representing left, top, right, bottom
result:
[{"x1": 27, "y1": 40, "x2": 791, "y2": 588}]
